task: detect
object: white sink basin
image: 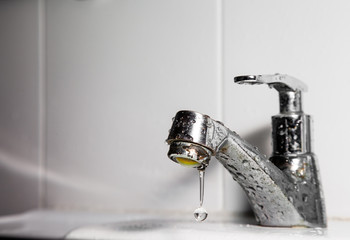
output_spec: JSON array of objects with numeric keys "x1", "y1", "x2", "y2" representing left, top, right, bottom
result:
[
  {"x1": 0, "y1": 210, "x2": 348, "y2": 239},
  {"x1": 66, "y1": 218, "x2": 347, "y2": 240}
]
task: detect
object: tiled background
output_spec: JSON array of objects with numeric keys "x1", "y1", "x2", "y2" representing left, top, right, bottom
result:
[{"x1": 0, "y1": 0, "x2": 349, "y2": 219}]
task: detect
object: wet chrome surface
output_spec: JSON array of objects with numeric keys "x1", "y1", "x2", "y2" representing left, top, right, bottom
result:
[{"x1": 166, "y1": 74, "x2": 326, "y2": 227}]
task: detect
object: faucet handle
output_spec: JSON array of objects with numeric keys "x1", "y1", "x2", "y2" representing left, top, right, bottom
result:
[
  {"x1": 234, "y1": 74, "x2": 307, "y2": 114},
  {"x1": 234, "y1": 74, "x2": 308, "y2": 93},
  {"x1": 235, "y1": 73, "x2": 313, "y2": 161}
]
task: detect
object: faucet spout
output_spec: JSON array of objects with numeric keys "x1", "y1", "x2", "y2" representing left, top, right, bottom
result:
[{"x1": 166, "y1": 110, "x2": 326, "y2": 227}]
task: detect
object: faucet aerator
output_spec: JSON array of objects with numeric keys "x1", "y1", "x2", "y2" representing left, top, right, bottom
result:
[{"x1": 167, "y1": 141, "x2": 212, "y2": 169}]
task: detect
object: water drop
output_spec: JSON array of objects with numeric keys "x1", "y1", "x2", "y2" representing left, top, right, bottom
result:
[
  {"x1": 242, "y1": 160, "x2": 249, "y2": 167},
  {"x1": 248, "y1": 186, "x2": 256, "y2": 191},
  {"x1": 261, "y1": 213, "x2": 268, "y2": 221},
  {"x1": 236, "y1": 172, "x2": 246, "y2": 180},
  {"x1": 255, "y1": 215, "x2": 261, "y2": 223},
  {"x1": 184, "y1": 134, "x2": 193, "y2": 141},
  {"x1": 194, "y1": 207, "x2": 208, "y2": 222},
  {"x1": 206, "y1": 121, "x2": 213, "y2": 128},
  {"x1": 302, "y1": 194, "x2": 308, "y2": 202},
  {"x1": 294, "y1": 184, "x2": 299, "y2": 191},
  {"x1": 199, "y1": 169, "x2": 205, "y2": 207},
  {"x1": 193, "y1": 169, "x2": 208, "y2": 222}
]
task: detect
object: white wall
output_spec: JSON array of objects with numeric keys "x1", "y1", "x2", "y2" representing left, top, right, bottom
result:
[
  {"x1": 44, "y1": 0, "x2": 223, "y2": 213},
  {"x1": 1, "y1": 0, "x2": 350, "y2": 219},
  {"x1": 0, "y1": 0, "x2": 41, "y2": 214},
  {"x1": 223, "y1": 0, "x2": 350, "y2": 218}
]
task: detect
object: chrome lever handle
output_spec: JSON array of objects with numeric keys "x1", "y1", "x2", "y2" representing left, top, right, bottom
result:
[
  {"x1": 234, "y1": 73, "x2": 308, "y2": 114},
  {"x1": 234, "y1": 74, "x2": 308, "y2": 93}
]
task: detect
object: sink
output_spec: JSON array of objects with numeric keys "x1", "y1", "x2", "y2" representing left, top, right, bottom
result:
[
  {"x1": 66, "y1": 219, "x2": 328, "y2": 240},
  {"x1": 0, "y1": 210, "x2": 348, "y2": 239},
  {"x1": 65, "y1": 213, "x2": 350, "y2": 240}
]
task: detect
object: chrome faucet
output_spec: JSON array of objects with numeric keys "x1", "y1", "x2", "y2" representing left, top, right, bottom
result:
[{"x1": 166, "y1": 74, "x2": 327, "y2": 228}]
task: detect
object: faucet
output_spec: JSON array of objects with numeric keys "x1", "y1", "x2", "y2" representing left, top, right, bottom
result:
[{"x1": 166, "y1": 74, "x2": 327, "y2": 228}]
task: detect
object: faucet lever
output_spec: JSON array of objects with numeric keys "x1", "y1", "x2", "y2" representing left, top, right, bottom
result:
[
  {"x1": 234, "y1": 74, "x2": 307, "y2": 114},
  {"x1": 234, "y1": 74, "x2": 308, "y2": 93}
]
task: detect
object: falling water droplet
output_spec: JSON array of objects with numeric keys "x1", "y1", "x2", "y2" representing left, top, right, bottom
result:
[
  {"x1": 193, "y1": 169, "x2": 208, "y2": 222},
  {"x1": 194, "y1": 207, "x2": 208, "y2": 222},
  {"x1": 199, "y1": 169, "x2": 205, "y2": 207}
]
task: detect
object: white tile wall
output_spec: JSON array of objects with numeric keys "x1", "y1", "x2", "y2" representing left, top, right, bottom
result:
[
  {"x1": 0, "y1": 0, "x2": 41, "y2": 214},
  {"x1": 1, "y1": 0, "x2": 350, "y2": 219},
  {"x1": 223, "y1": 0, "x2": 350, "y2": 218},
  {"x1": 45, "y1": 0, "x2": 222, "y2": 212}
]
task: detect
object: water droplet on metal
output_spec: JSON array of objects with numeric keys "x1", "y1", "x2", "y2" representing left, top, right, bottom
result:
[
  {"x1": 206, "y1": 121, "x2": 213, "y2": 128},
  {"x1": 302, "y1": 194, "x2": 308, "y2": 202},
  {"x1": 242, "y1": 160, "x2": 249, "y2": 167},
  {"x1": 236, "y1": 172, "x2": 246, "y2": 180},
  {"x1": 288, "y1": 196, "x2": 294, "y2": 203}
]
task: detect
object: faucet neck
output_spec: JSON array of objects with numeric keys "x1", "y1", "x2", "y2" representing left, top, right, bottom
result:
[{"x1": 279, "y1": 90, "x2": 303, "y2": 114}]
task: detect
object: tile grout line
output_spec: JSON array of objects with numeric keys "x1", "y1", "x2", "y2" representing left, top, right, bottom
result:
[
  {"x1": 37, "y1": 0, "x2": 46, "y2": 209},
  {"x1": 216, "y1": 0, "x2": 225, "y2": 212}
]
